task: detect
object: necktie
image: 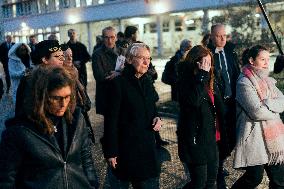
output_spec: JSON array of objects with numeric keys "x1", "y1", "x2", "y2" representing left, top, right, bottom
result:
[{"x1": 219, "y1": 51, "x2": 232, "y2": 98}]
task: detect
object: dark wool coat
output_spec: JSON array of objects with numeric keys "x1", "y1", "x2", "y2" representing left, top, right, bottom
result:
[
  {"x1": 92, "y1": 45, "x2": 119, "y2": 115},
  {"x1": 103, "y1": 64, "x2": 160, "y2": 181},
  {"x1": 67, "y1": 41, "x2": 90, "y2": 87},
  {"x1": 0, "y1": 108, "x2": 98, "y2": 189},
  {"x1": 177, "y1": 70, "x2": 228, "y2": 165},
  {"x1": 207, "y1": 42, "x2": 240, "y2": 153}
]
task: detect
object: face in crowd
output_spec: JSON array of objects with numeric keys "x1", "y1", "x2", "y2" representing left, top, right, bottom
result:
[
  {"x1": 68, "y1": 29, "x2": 77, "y2": 41},
  {"x1": 42, "y1": 49, "x2": 65, "y2": 66},
  {"x1": 128, "y1": 43, "x2": 151, "y2": 78},
  {"x1": 249, "y1": 49, "x2": 270, "y2": 70},
  {"x1": 103, "y1": 29, "x2": 117, "y2": 49},
  {"x1": 63, "y1": 48, "x2": 73, "y2": 67},
  {"x1": 47, "y1": 85, "x2": 72, "y2": 117},
  {"x1": 211, "y1": 25, "x2": 227, "y2": 48}
]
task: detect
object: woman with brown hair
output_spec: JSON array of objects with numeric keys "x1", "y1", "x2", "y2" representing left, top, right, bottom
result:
[
  {"x1": 177, "y1": 45, "x2": 227, "y2": 189},
  {"x1": 0, "y1": 66, "x2": 99, "y2": 189}
]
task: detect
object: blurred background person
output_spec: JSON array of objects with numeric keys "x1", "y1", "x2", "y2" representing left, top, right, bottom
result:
[
  {"x1": 0, "y1": 35, "x2": 15, "y2": 93},
  {"x1": 201, "y1": 33, "x2": 211, "y2": 47},
  {"x1": 28, "y1": 35, "x2": 38, "y2": 53},
  {"x1": 48, "y1": 32, "x2": 58, "y2": 40},
  {"x1": 67, "y1": 29, "x2": 90, "y2": 88},
  {"x1": 93, "y1": 35, "x2": 103, "y2": 53},
  {"x1": 162, "y1": 39, "x2": 192, "y2": 101},
  {"x1": 8, "y1": 43, "x2": 31, "y2": 104},
  {"x1": 232, "y1": 45, "x2": 284, "y2": 189},
  {"x1": 115, "y1": 31, "x2": 125, "y2": 48},
  {"x1": 0, "y1": 66, "x2": 99, "y2": 188}
]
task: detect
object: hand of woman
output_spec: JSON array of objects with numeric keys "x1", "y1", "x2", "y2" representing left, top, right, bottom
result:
[
  {"x1": 197, "y1": 56, "x2": 211, "y2": 72},
  {"x1": 152, "y1": 117, "x2": 162, "y2": 131},
  {"x1": 107, "y1": 157, "x2": 117, "y2": 169}
]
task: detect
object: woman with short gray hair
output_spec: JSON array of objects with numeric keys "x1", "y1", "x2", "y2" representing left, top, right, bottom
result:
[{"x1": 103, "y1": 42, "x2": 162, "y2": 189}]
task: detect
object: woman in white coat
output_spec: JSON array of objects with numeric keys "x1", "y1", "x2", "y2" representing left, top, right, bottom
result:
[
  {"x1": 232, "y1": 45, "x2": 284, "y2": 188},
  {"x1": 8, "y1": 43, "x2": 31, "y2": 103}
]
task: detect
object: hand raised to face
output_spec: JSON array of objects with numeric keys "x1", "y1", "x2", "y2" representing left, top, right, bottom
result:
[{"x1": 197, "y1": 54, "x2": 211, "y2": 72}]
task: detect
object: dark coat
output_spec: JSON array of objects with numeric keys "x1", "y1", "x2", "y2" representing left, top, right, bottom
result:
[
  {"x1": 0, "y1": 108, "x2": 98, "y2": 189},
  {"x1": 207, "y1": 42, "x2": 240, "y2": 99},
  {"x1": 103, "y1": 64, "x2": 160, "y2": 181},
  {"x1": 67, "y1": 41, "x2": 90, "y2": 87},
  {"x1": 177, "y1": 70, "x2": 228, "y2": 165},
  {"x1": 0, "y1": 41, "x2": 15, "y2": 67},
  {"x1": 207, "y1": 42, "x2": 240, "y2": 152},
  {"x1": 91, "y1": 45, "x2": 118, "y2": 115}
]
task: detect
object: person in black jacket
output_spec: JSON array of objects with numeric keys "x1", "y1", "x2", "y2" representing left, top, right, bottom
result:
[
  {"x1": 67, "y1": 29, "x2": 91, "y2": 88},
  {"x1": 103, "y1": 42, "x2": 162, "y2": 189},
  {"x1": 0, "y1": 35, "x2": 15, "y2": 93},
  {"x1": 177, "y1": 45, "x2": 227, "y2": 189},
  {"x1": 0, "y1": 66, "x2": 99, "y2": 189},
  {"x1": 0, "y1": 77, "x2": 3, "y2": 100}
]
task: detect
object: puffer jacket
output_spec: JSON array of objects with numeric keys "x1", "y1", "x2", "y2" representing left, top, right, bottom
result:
[{"x1": 0, "y1": 108, "x2": 98, "y2": 189}]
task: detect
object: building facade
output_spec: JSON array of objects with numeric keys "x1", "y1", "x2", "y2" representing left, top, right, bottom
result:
[{"x1": 1, "y1": 0, "x2": 284, "y2": 56}]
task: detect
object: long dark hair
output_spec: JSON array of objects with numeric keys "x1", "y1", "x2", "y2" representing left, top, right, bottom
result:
[
  {"x1": 30, "y1": 65, "x2": 76, "y2": 134},
  {"x1": 180, "y1": 45, "x2": 215, "y2": 91}
]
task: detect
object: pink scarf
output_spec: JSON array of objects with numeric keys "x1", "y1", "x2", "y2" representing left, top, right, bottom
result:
[{"x1": 243, "y1": 65, "x2": 284, "y2": 165}]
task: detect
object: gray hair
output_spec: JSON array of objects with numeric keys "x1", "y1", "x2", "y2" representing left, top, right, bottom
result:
[
  {"x1": 211, "y1": 23, "x2": 225, "y2": 34},
  {"x1": 102, "y1": 26, "x2": 116, "y2": 36},
  {"x1": 126, "y1": 42, "x2": 150, "y2": 58}
]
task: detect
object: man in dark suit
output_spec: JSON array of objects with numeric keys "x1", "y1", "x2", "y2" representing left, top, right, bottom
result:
[
  {"x1": 0, "y1": 35, "x2": 15, "y2": 93},
  {"x1": 208, "y1": 24, "x2": 240, "y2": 189}
]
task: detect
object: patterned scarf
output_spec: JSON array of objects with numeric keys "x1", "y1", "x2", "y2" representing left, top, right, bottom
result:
[{"x1": 242, "y1": 64, "x2": 284, "y2": 165}]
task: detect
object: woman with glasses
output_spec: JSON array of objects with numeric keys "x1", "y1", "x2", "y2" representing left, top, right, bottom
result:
[
  {"x1": 103, "y1": 43, "x2": 162, "y2": 189},
  {"x1": 0, "y1": 66, "x2": 98, "y2": 189},
  {"x1": 15, "y1": 40, "x2": 65, "y2": 117}
]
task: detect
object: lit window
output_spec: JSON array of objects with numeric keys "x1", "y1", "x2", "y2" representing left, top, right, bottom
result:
[{"x1": 163, "y1": 22, "x2": 169, "y2": 32}]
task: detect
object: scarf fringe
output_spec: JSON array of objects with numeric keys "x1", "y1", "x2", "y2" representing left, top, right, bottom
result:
[{"x1": 268, "y1": 151, "x2": 284, "y2": 165}]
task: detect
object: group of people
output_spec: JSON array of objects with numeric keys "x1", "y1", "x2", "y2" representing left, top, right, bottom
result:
[
  {"x1": 163, "y1": 23, "x2": 284, "y2": 189},
  {"x1": 0, "y1": 21, "x2": 284, "y2": 189}
]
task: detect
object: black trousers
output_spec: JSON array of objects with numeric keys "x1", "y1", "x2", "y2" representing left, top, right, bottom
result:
[
  {"x1": 184, "y1": 159, "x2": 219, "y2": 189},
  {"x1": 3, "y1": 63, "x2": 11, "y2": 91},
  {"x1": 231, "y1": 164, "x2": 284, "y2": 189},
  {"x1": 0, "y1": 78, "x2": 3, "y2": 99}
]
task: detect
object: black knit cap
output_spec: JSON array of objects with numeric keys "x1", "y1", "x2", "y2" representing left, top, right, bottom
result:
[{"x1": 31, "y1": 40, "x2": 62, "y2": 65}]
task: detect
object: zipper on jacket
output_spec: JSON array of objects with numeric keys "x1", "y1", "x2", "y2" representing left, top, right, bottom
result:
[{"x1": 63, "y1": 161, "x2": 69, "y2": 189}]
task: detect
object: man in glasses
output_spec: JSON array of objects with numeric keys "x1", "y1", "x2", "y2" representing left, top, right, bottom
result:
[{"x1": 92, "y1": 26, "x2": 123, "y2": 116}]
